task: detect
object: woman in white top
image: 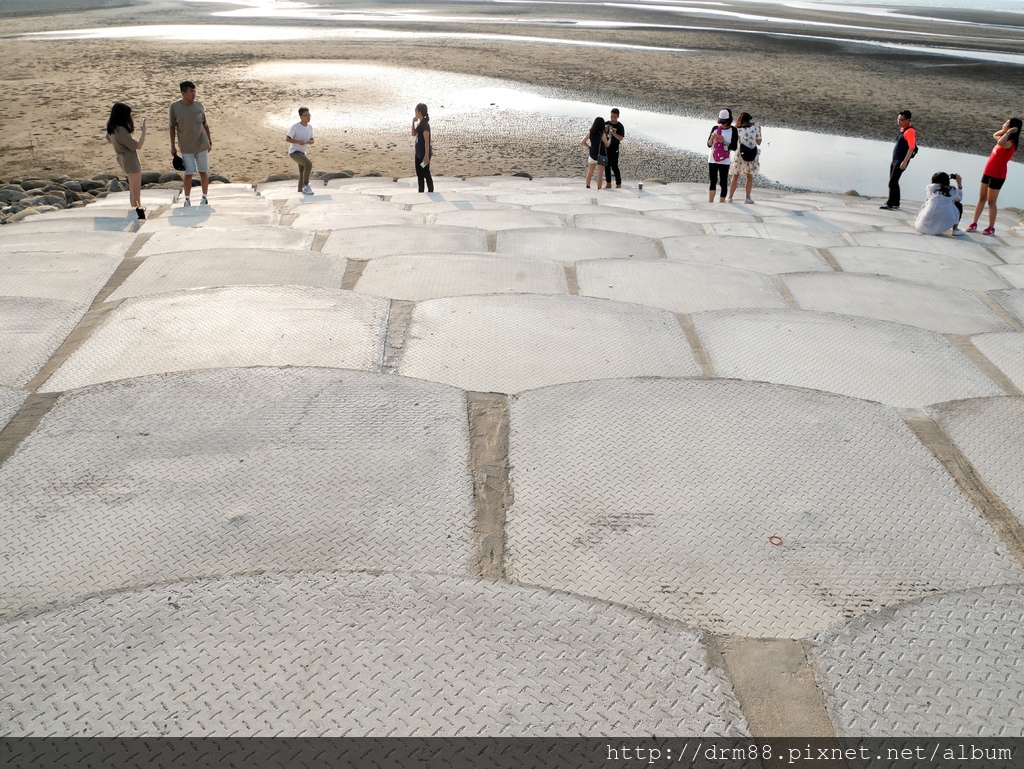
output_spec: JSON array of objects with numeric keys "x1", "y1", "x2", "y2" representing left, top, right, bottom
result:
[
  {"x1": 707, "y1": 108, "x2": 735, "y2": 203},
  {"x1": 915, "y1": 172, "x2": 964, "y2": 236},
  {"x1": 728, "y1": 112, "x2": 762, "y2": 204}
]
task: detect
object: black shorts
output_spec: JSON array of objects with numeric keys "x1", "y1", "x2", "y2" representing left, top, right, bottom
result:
[{"x1": 981, "y1": 174, "x2": 1006, "y2": 190}]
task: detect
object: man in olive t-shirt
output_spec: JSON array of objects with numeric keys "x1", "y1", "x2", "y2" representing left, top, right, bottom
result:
[{"x1": 169, "y1": 80, "x2": 213, "y2": 206}]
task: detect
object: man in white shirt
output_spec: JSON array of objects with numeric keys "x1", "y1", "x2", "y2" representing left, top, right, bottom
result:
[{"x1": 285, "y1": 107, "x2": 315, "y2": 194}]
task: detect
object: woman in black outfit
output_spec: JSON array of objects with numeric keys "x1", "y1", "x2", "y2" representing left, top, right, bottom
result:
[
  {"x1": 412, "y1": 103, "x2": 433, "y2": 193},
  {"x1": 581, "y1": 116, "x2": 610, "y2": 189}
]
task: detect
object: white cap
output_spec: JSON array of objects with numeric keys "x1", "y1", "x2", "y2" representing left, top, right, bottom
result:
[{"x1": 718, "y1": 109, "x2": 731, "y2": 121}]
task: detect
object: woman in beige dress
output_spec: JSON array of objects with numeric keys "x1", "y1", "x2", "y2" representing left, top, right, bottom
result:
[{"x1": 106, "y1": 102, "x2": 147, "y2": 218}]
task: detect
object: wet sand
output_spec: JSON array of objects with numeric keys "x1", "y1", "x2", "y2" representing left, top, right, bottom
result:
[{"x1": 1, "y1": 0, "x2": 1022, "y2": 184}]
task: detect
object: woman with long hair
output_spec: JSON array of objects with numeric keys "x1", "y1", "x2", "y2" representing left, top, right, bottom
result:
[
  {"x1": 581, "y1": 116, "x2": 610, "y2": 189},
  {"x1": 105, "y1": 102, "x2": 147, "y2": 219},
  {"x1": 411, "y1": 103, "x2": 433, "y2": 193},
  {"x1": 727, "y1": 112, "x2": 762, "y2": 204},
  {"x1": 966, "y1": 117, "x2": 1020, "y2": 236}
]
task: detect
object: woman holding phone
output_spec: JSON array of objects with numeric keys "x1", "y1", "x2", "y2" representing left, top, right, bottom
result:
[
  {"x1": 411, "y1": 103, "x2": 433, "y2": 193},
  {"x1": 966, "y1": 117, "x2": 1021, "y2": 236},
  {"x1": 106, "y1": 102, "x2": 147, "y2": 219}
]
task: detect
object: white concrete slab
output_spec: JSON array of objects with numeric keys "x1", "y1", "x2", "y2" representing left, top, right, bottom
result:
[
  {"x1": 107, "y1": 249, "x2": 347, "y2": 301},
  {"x1": 573, "y1": 212, "x2": 702, "y2": 238},
  {"x1": 595, "y1": 195, "x2": 693, "y2": 213},
  {"x1": 321, "y1": 225, "x2": 488, "y2": 259},
  {"x1": 706, "y1": 221, "x2": 850, "y2": 248},
  {"x1": 970, "y1": 332, "x2": 1024, "y2": 391},
  {"x1": 136, "y1": 227, "x2": 314, "y2": 257},
  {"x1": 85, "y1": 189, "x2": 180, "y2": 206},
  {"x1": 663, "y1": 234, "x2": 832, "y2": 273},
  {"x1": 0, "y1": 386, "x2": 25, "y2": 431},
  {"x1": 0, "y1": 297, "x2": 85, "y2": 388},
  {"x1": 138, "y1": 212, "x2": 280, "y2": 231},
  {"x1": 405, "y1": 201, "x2": 519, "y2": 215},
  {"x1": 355, "y1": 253, "x2": 567, "y2": 301},
  {"x1": 0, "y1": 216, "x2": 138, "y2": 233},
  {"x1": 281, "y1": 197, "x2": 401, "y2": 215},
  {"x1": 0, "y1": 251, "x2": 123, "y2": 304},
  {"x1": 505, "y1": 379, "x2": 1022, "y2": 638},
  {"x1": 496, "y1": 227, "x2": 659, "y2": 261},
  {"x1": 577, "y1": 259, "x2": 788, "y2": 313},
  {"x1": 815, "y1": 586, "x2": 1024, "y2": 736},
  {"x1": 291, "y1": 211, "x2": 425, "y2": 231},
  {"x1": 994, "y1": 264, "x2": 1024, "y2": 288},
  {"x1": 398, "y1": 295, "x2": 699, "y2": 393},
  {"x1": 693, "y1": 309, "x2": 1005, "y2": 407},
  {"x1": 993, "y1": 244, "x2": 1024, "y2": 264},
  {"x1": 386, "y1": 191, "x2": 492, "y2": 206},
  {"x1": 0, "y1": 231, "x2": 136, "y2": 257},
  {"x1": 830, "y1": 246, "x2": 1009, "y2": 289},
  {"x1": 0, "y1": 369, "x2": 475, "y2": 617},
  {"x1": 990, "y1": 290, "x2": 1024, "y2": 327},
  {"x1": 432, "y1": 210, "x2": 566, "y2": 231},
  {"x1": 526, "y1": 203, "x2": 602, "y2": 217},
  {"x1": 645, "y1": 205, "x2": 760, "y2": 224},
  {"x1": 491, "y1": 191, "x2": 605, "y2": 207},
  {"x1": 41, "y1": 287, "x2": 388, "y2": 391},
  {"x1": 813, "y1": 209, "x2": 904, "y2": 230},
  {"x1": 782, "y1": 273, "x2": 1012, "y2": 334},
  {"x1": 849, "y1": 230, "x2": 1000, "y2": 264}
]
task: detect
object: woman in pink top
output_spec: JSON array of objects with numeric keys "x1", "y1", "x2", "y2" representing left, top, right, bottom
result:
[{"x1": 967, "y1": 117, "x2": 1020, "y2": 236}]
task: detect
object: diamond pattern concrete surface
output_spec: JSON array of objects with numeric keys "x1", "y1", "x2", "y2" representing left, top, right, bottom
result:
[
  {"x1": 399, "y1": 295, "x2": 698, "y2": 393},
  {"x1": 355, "y1": 253, "x2": 567, "y2": 301},
  {"x1": 782, "y1": 273, "x2": 1011, "y2": 334},
  {"x1": 105, "y1": 249, "x2": 348, "y2": 301},
  {"x1": 694, "y1": 309, "x2": 1004, "y2": 407},
  {"x1": 663, "y1": 234, "x2": 832, "y2": 274},
  {"x1": 41, "y1": 287, "x2": 388, "y2": 391},
  {"x1": 432, "y1": 210, "x2": 565, "y2": 231},
  {"x1": 0, "y1": 369, "x2": 475, "y2": 617},
  {"x1": 995, "y1": 264, "x2": 1024, "y2": 288},
  {"x1": 830, "y1": 246, "x2": 1008, "y2": 289},
  {"x1": 0, "y1": 251, "x2": 124, "y2": 304},
  {"x1": 0, "y1": 572, "x2": 748, "y2": 736},
  {"x1": 496, "y1": 227, "x2": 659, "y2": 261},
  {"x1": 970, "y1": 333, "x2": 1024, "y2": 390},
  {"x1": 0, "y1": 230, "x2": 136, "y2": 257},
  {"x1": 814, "y1": 586, "x2": 1024, "y2": 736},
  {"x1": 577, "y1": 259, "x2": 787, "y2": 313},
  {"x1": 136, "y1": 226, "x2": 314, "y2": 256},
  {"x1": 849, "y1": 231, "x2": 1001, "y2": 264},
  {"x1": 0, "y1": 297, "x2": 86, "y2": 388},
  {"x1": 707, "y1": 221, "x2": 850, "y2": 248},
  {"x1": 930, "y1": 397, "x2": 1024, "y2": 528},
  {"x1": 321, "y1": 225, "x2": 487, "y2": 259},
  {"x1": 991, "y1": 289, "x2": 1024, "y2": 326},
  {"x1": 505, "y1": 379, "x2": 1023, "y2": 638},
  {"x1": 573, "y1": 212, "x2": 702, "y2": 238},
  {"x1": 0, "y1": 385, "x2": 25, "y2": 431}
]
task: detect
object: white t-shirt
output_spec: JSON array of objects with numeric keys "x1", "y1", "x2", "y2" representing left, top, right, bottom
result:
[
  {"x1": 707, "y1": 125, "x2": 734, "y2": 165},
  {"x1": 287, "y1": 121, "x2": 313, "y2": 154}
]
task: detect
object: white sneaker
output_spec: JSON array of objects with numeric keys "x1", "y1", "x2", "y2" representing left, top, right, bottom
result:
[
  {"x1": 302, "y1": 185, "x2": 314, "y2": 195},
  {"x1": 952, "y1": 228, "x2": 965, "y2": 236},
  {"x1": 744, "y1": 198, "x2": 755, "y2": 204},
  {"x1": 183, "y1": 198, "x2": 191, "y2": 207},
  {"x1": 200, "y1": 196, "x2": 209, "y2": 206}
]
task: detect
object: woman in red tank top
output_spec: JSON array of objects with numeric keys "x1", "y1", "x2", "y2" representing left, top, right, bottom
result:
[{"x1": 967, "y1": 117, "x2": 1020, "y2": 236}]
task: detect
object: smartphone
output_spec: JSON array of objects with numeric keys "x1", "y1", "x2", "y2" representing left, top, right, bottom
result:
[{"x1": 142, "y1": 118, "x2": 147, "y2": 127}]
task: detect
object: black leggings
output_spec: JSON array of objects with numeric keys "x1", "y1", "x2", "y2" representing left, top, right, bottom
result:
[
  {"x1": 416, "y1": 159, "x2": 433, "y2": 193},
  {"x1": 709, "y1": 163, "x2": 729, "y2": 198}
]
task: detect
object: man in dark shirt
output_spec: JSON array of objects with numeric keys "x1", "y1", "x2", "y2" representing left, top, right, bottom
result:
[
  {"x1": 881, "y1": 109, "x2": 916, "y2": 210},
  {"x1": 605, "y1": 108, "x2": 626, "y2": 189}
]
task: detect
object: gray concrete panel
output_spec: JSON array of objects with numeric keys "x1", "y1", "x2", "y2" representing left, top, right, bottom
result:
[
  {"x1": 663, "y1": 235, "x2": 832, "y2": 273},
  {"x1": 291, "y1": 211, "x2": 424, "y2": 231},
  {"x1": 1, "y1": 251, "x2": 124, "y2": 304},
  {"x1": 283, "y1": 197, "x2": 397, "y2": 214},
  {"x1": 523, "y1": 203, "x2": 601, "y2": 217},
  {"x1": 85, "y1": 189, "x2": 181, "y2": 206},
  {"x1": 693, "y1": 309, "x2": 1004, "y2": 407},
  {"x1": 321, "y1": 225, "x2": 487, "y2": 259},
  {"x1": 41, "y1": 287, "x2": 388, "y2": 391},
  {"x1": 573, "y1": 212, "x2": 702, "y2": 238},
  {"x1": 491, "y1": 191, "x2": 602, "y2": 207},
  {"x1": 386, "y1": 191, "x2": 491, "y2": 206},
  {"x1": 405, "y1": 201, "x2": 521, "y2": 214},
  {"x1": 137, "y1": 227, "x2": 314, "y2": 256},
  {"x1": 0, "y1": 385, "x2": 25, "y2": 430},
  {"x1": 0, "y1": 296, "x2": 84, "y2": 388},
  {"x1": 993, "y1": 245, "x2": 1024, "y2": 264},
  {"x1": 106, "y1": 249, "x2": 348, "y2": 301},
  {"x1": 0, "y1": 231, "x2": 136, "y2": 257},
  {"x1": 139, "y1": 212, "x2": 279, "y2": 231},
  {"x1": 596, "y1": 195, "x2": 693, "y2": 212},
  {"x1": 809, "y1": 210, "x2": 897, "y2": 230},
  {"x1": 645, "y1": 206, "x2": 760, "y2": 224},
  {"x1": 496, "y1": 227, "x2": 659, "y2": 261},
  {"x1": 0, "y1": 369, "x2": 475, "y2": 617},
  {"x1": 432, "y1": 210, "x2": 566, "y2": 231},
  {"x1": 782, "y1": 273, "x2": 1012, "y2": 334},
  {"x1": 355, "y1": 253, "x2": 567, "y2": 301},
  {"x1": 830, "y1": 246, "x2": 1008, "y2": 289},
  {"x1": 929, "y1": 396, "x2": 1024, "y2": 530},
  {"x1": 0, "y1": 216, "x2": 138, "y2": 233},
  {"x1": 814, "y1": 586, "x2": 1024, "y2": 736},
  {"x1": 706, "y1": 221, "x2": 850, "y2": 248},
  {"x1": 399, "y1": 295, "x2": 698, "y2": 393},
  {"x1": 0, "y1": 572, "x2": 748, "y2": 736},
  {"x1": 850, "y1": 231, "x2": 1001, "y2": 264},
  {"x1": 991, "y1": 289, "x2": 1024, "y2": 326},
  {"x1": 577, "y1": 259, "x2": 788, "y2": 313},
  {"x1": 970, "y1": 332, "x2": 1024, "y2": 391},
  {"x1": 995, "y1": 264, "x2": 1024, "y2": 288},
  {"x1": 505, "y1": 379, "x2": 1022, "y2": 638}
]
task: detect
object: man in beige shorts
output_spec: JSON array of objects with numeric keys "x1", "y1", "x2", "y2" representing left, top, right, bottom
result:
[{"x1": 169, "y1": 80, "x2": 213, "y2": 207}]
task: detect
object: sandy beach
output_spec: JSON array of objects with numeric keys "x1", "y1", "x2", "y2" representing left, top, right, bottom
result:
[{"x1": 1, "y1": 0, "x2": 1023, "y2": 185}]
